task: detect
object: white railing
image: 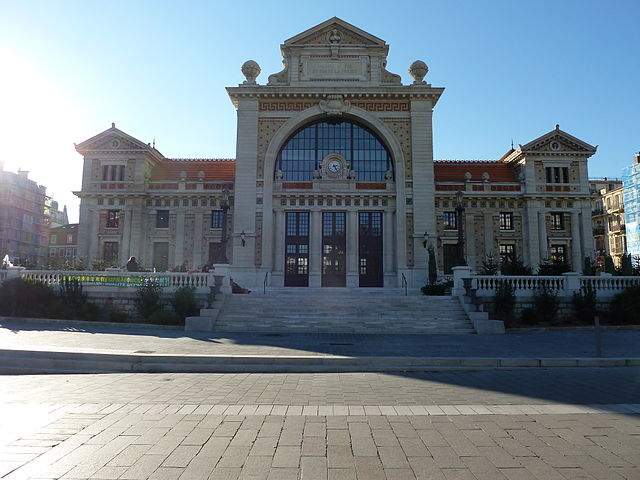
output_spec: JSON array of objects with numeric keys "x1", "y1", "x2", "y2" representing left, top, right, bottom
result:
[
  {"x1": 580, "y1": 276, "x2": 640, "y2": 298},
  {"x1": 472, "y1": 275, "x2": 565, "y2": 298}
]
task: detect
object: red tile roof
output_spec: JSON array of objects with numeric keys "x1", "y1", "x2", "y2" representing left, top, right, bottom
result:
[
  {"x1": 151, "y1": 159, "x2": 236, "y2": 182},
  {"x1": 434, "y1": 161, "x2": 517, "y2": 183}
]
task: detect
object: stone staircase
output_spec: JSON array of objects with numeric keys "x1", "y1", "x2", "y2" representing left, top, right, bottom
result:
[{"x1": 211, "y1": 288, "x2": 475, "y2": 334}]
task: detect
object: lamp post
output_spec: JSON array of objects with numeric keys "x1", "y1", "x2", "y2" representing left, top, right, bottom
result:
[
  {"x1": 219, "y1": 187, "x2": 230, "y2": 263},
  {"x1": 455, "y1": 190, "x2": 466, "y2": 266}
]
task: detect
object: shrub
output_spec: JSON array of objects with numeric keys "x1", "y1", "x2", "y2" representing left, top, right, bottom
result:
[
  {"x1": 604, "y1": 255, "x2": 615, "y2": 274},
  {"x1": 608, "y1": 285, "x2": 640, "y2": 324},
  {"x1": 172, "y1": 286, "x2": 199, "y2": 319},
  {"x1": 479, "y1": 253, "x2": 499, "y2": 275},
  {"x1": 427, "y1": 246, "x2": 438, "y2": 285},
  {"x1": 146, "y1": 309, "x2": 182, "y2": 326},
  {"x1": 107, "y1": 307, "x2": 130, "y2": 323},
  {"x1": 532, "y1": 284, "x2": 559, "y2": 323},
  {"x1": 583, "y1": 256, "x2": 595, "y2": 276},
  {"x1": 616, "y1": 254, "x2": 633, "y2": 276},
  {"x1": 91, "y1": 259, "x2": 108, "y2": 271},
  {"x1": 0, "y1": 278, "x2": 59, "y2": 318},
  {"x1": 135, "y1": 281, "x2": 163, "y2": 319},
  {"x1": 59, "y1": 277, "x2": 86, "y2": 309},
  {"x1": 572, "y1": 283, "x2": 597, "y2": 324},
  {"x1": 538, "y1": 259, "x2": 570, "y2": 276},
  {"x1": 500, "y1": 258, "x2": 532, "y2": 276},
  {"x1": 520, "y1": 307, "x2": 537, "y2": 326},
  {"x1": 421, "y1": 280, "x2": 453, "y2": 296},
  {"x1": 494, "y1": 281, "x2": 515, "y2": 320}
]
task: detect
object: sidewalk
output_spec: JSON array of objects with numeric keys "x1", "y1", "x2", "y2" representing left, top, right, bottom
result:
[{"x1": 1, "y1": 318, "x2": 639, "y2": 373}]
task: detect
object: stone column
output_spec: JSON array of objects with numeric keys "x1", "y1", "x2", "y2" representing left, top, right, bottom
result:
[
  {"x1": 309, "y1": 210, "x2": 322, "y2": 287},
  {"x1": 129, "y1": 205, "x2": 143, "y2": 264},
  {"x1": 175, "y1": 210, "x2": 185, "y2": 268},
  {"x1": 346, "y1": 210, "x2": 359, "y2": 287},
  {"x1": 273, "y1": 209, "x2": 285, "y2": 286},
  {"x1": 410, "y1": 99, "x2": 437, "y2": 287},
  {"x1": 77, "y1": 201, "x2": 91, "y2": 262},
  {"x1": 570, "y1": 210, "x2": 582, "y2": 271},
  {"x1": 524, "y1": 203, "x2": 540, "y2": 269},
  {"x1": 231, "y1": 98, "x2": 259, "y2": 285},
  {"x1": 120, "y1": 208, "x2": 132, "y2": 263},
  {"x1": 88, "y1": 209, "x2": 100, "y2": 264},
  {"x1": 538, "y1": 211, "x2": 548, "y2": 261},
  {"x1": 465, "y1": 212, "x2": 476, "y2": 269},
  {"x1": 193, "y1": 212, "x2": 203, "y2": 269},
  {"x1": 383, "y1": 209, "x2": 394, "y2": 279},
  {"x1": 483, "y1": 212, "x2": 494, "y2": 258},
  {"x1": 580, "y1": 202, "x2": 595, "y2": 261}
]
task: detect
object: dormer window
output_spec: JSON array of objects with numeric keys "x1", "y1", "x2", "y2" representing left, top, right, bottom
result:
[
  {"x1": 102, "y1": 165, "x2": 125, "y2": 182},
  {"x1": 545, "y1": 166, "x2": 569, "y2": 184}
]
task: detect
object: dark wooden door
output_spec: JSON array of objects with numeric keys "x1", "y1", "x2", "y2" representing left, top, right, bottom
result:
[
  {"x1": 284, "y1": 211, "x2": 309, "y2": 287},
  {"x1": 322, "y1": 212, "x2": 346, "y2": 287},
  {"x1": 358, "y1": 211, "x2": 383, "y2": 287}
]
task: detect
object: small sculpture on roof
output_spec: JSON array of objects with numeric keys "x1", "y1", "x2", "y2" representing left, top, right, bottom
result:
[
  {"x1": 409, "y1": 60, "x2": 428, "y2": 85},
  {"x1": 464, "y1": 171, "x2": 472, "y2": 182},
  {"x1": 241, "y1": 60, "x2": 261, "y2": 85},
  {"x1": 482, "y1": 171, "x2": 490, "y2": 183}
]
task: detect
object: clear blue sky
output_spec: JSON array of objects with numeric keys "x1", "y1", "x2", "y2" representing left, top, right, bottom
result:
[{"x1": 1, "y1": 0, "x2": 638, "y2": 221}]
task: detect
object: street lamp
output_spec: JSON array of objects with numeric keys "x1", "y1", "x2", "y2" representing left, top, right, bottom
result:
[
  {"x1": 455, "y1": 190, "x2": 467, "y2": 266},
  {"x1": 219, "y1": 187, "x2": 230, "y2": 263}
]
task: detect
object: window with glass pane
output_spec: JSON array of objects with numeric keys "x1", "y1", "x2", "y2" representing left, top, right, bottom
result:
[
  {"x1": 276, "y1": 120, "x2": 392, "y2": 181},
  {"x1": 106, "y1": 210, "x2": 119, "y2": 228},
  {"x1": 103, "y1": 241, "x2": 119, "y2": 263},
  {"x1": 443, "y1": 211, "x2": 457, "y2": 230},
  {"x1": 499, "y1": 212, "x2": 513, "y2": 230},
  {"x1": 211, "y1": 210, "x2": 223, "y2": 228},
  {"x1": 499, "y1": 244, "x2": 515, "y2": 263},
  {"x1": 550, "y1": 245, "x2": 567, "y2": 264},
  {"x1": 550, "y1": 212, "x2": 564, "y2": 230},
  {"x1": 156, "y1": 210, "x2": 169, "y2": 228}
]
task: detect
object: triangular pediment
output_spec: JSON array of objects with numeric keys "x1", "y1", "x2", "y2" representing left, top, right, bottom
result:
[
  {"x1": 284, "y1": 17, "x2": 385, "y2": 47},
  {"x1": 75, "y1": 124, "x2": 164, "y2": 159},
  {"x1": 521, "y1": 125, "x2": 597, "y2": 154}
]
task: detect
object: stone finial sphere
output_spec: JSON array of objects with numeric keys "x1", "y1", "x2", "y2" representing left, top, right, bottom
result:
[
  {"x1": 241, "y1": 60, "x2": 261, "y2": 84},
  {"x1": 408, "y1": 60, "x2": 428, "y2": 84}
]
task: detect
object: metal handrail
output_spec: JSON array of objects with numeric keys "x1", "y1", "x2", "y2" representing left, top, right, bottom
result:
[
  {"x1": 401, "y1": 273, "x2": 408, "y2": 296},
  {"x1": 263, "y1": 271, "x2": 269, "y2": 294}
]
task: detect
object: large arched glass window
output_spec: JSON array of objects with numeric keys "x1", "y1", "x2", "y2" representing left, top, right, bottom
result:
[{"x1": 276, "y1": 120, "x2": 393, "y2": 181}]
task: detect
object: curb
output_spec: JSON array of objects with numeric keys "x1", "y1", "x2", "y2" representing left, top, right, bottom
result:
[
  {"x1": 0, "y1": 316, "x2": 183, "y2": 331},
  {"x1": 0, "y1": 348, "x2": 638, "y2": 374}
]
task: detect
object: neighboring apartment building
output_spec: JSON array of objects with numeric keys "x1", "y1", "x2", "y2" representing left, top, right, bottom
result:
[
  {"x1": 590, "y1": 178, "x2": 626, "y2": 266},
  {"x1": 74, "y1": 18, "x2": 597, "y2": 287},
  {"x1": 623, "y1": 153, "x2": 640, "y2": 260},
  {"x1": 48, "y1": 200, "x2": 69, "y2": 228},
  {"x1": 48, "y1": 223, "x2": 79, "y2": 262},
  {"x1": 0, "y1": 163, "x2": 50, "y2": 266}
]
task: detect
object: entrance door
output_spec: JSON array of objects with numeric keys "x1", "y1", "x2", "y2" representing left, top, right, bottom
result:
[
  {"x1": 358, "y1": 211, "x2": 383, "y2": 287},
  {"x1": 322, "y1": 212, "x2": 346, "y2": 287},
  {"x1": 284, "y1": 211, "x2": 309, "y2": 287}
]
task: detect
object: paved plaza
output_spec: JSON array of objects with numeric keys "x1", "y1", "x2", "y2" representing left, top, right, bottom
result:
[
  {"x1": 2, "y1": 320, "x2": 640, "y2": 359},
  {"x1": 1, "y1": 369, "x2": 639, "y2": 479}
]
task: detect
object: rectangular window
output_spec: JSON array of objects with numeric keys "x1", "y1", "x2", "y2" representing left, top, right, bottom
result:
[
  {"x1": 50, "y1": 234, "x2": 57, "y2": 244},
  {"x1": 562, "y1": 167, "x2": 569, "y2": 183},
  {"x1": 211, "y1": 210, "x2": 223, "y2": 229},
  {"x1": 156, "y1": 210, "x2": 169, "y2": 228},
  {"x1": 545, "y1": 166, "x2": 570, "y2": 184},
  {"x1": 443, "y1": 211, "x2": 457, "y2": 230},
  {"x1": 550, "y1": 212, "x2": 564, "y2": 230},
  {"x1": 103, "y1": 241, "x2": 119, "y2": 264},
  {"x1": 102, "y1": 165, "x2": 125, "y2": 182},
  {"x1": 545, "y1": 167, "x2": 552, "y2": 183},
  {"x1": 67, "y1": 234, "x2": 74, "y2": 244},
  {"x1": 550, "y1": 245, "x2": 567, "y2": 264},
  {"x1": 499, "y1": 212, "x2": 513, "y2": 231},
  {"x1": 499, "y1": 244, "x2": 516, "y2": 264},
  {"x1": 106, "y1": 210, "x2": 120, "y2": 229}
]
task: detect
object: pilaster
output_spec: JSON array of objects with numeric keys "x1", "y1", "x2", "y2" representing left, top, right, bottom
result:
[
  {"x1": 347, "y1": 210, "x2": 358, "y2": 287},
  {"x1": 483, "y1": 212, "x2": 494, "y2": 257},
  {"x1": 538, "y1": 210, "x2": 549, "y2": 261},
  {"x1": 309, "y1": 210, "x2": 322, "y2": 287},
  {"x1": 193, "y1": 212, "x2": 203, "y2": 268},
  {"x1": 571, "y1": 210, "x2": 582, "y2": 271},
  {"x1": 175, "y1": 210, "x2": 185, "y2": 268}
]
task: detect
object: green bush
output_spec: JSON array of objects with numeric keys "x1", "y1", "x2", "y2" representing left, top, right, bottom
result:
[
  {"x1": 500, "y1": 258, "x2": 532, "y2": 276},
  {"x1": 532, "y1": 284, "x2": 559, "y2": 324},
  {"x1": 537, "y1": 259, "x2": 570, "y2": 276},
  {"x1": 608, "y1": 285, "x2": 640, "y2": 324},
  {"x1": 583, "y1": 256, "x2": 596, "y2": 276},
  {"x1": 520, "y1": 307, "x2": 537, "y2": 326},
  {"x1": 135, "y1": 281, "x2": 163, "y2": 319},
  {"x1": 494, "y1": 281, "x2": 515, "y2": 320},
  {"x1": 572, "y1": 283, "x2": 597, "y2": 324},
  {"x1": 479, "y1": 254, "x2": 499, "y2": 275},
  {"x1": 604, "y1": 255, "x2": 615, "y2": 274},
  {"x1": 146, "y1": 309, "x2": 182, "y2": 326},
  {"x1": 172, "y1": 286, "x2": 199, "y2": 319},
  {"x1": 0, "y1": 278, "x2": 59, "y2": 318},
  {"x1": 421, "y1": 280, "x2": 453, "y2": 296},
  {"x1": 616, "y1": 254, "x2": 633, "y2": 276}
]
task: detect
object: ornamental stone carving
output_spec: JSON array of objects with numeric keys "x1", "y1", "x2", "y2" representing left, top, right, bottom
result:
[
  {"x1": 408, "y1": 60, "x2": 428, "y2": 84},
  {"x1": 319, "y1": 94, "x2": 351, "y2": 116},
  {"x1": 241, "y1": 60, "x2": 261, "y2": 85}
]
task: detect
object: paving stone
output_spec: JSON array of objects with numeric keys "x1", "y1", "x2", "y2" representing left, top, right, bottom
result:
[{"x1": 272, "y1": 445, "x2": 300, "y2": 468}]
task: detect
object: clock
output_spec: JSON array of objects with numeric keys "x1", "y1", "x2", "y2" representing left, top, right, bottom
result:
[{"x1": 327, "y1": 159, "x2": 342, "y2": 175}]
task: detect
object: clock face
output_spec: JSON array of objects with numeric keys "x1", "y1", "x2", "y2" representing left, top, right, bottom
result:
[{"x1": 327, "y1": 159, "x2": 342, "y2": 174}]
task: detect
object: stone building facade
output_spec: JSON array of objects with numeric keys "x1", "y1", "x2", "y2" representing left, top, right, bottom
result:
[
  {"x1": 48, "y1": 223, "x2": 79, "y2": 262},
  {"x1": 590, "y1": 178, "x2": 626, "y2": 266},
  {"x1": 74, "y1": 18, "x2": 597, "y2": 287}
]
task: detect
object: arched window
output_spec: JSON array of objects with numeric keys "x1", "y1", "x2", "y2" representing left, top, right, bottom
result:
[{"x1": 276, "y1": 119, "x2": 393, "y2": 181}]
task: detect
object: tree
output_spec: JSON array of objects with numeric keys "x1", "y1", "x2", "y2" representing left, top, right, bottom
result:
[
  {"x1": 604, "y1": 255, "x2": 615, "y2": 274},
  {"x1": 479, "y1": 253, "x2": 499, "y2": 275},
  {"x1": 427, "y1": 245, "x2": 437, "y2": 284},
  {"x1": 583, "y1": 256, "x2": 595, "y2": 276},
  {"x1": 617, "y1": 253, "x2": 633, "y2": 276}
]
